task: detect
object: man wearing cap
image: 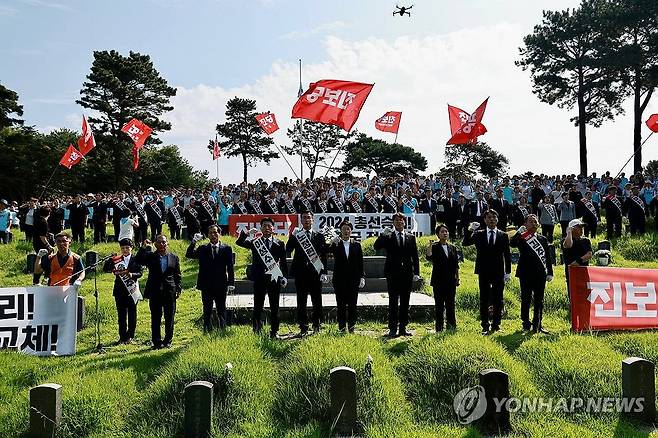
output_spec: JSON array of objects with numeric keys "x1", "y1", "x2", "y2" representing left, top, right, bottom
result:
[
  {"x1": 561, "y1": 218, "x2": 592, "y2": 296},
  {"x1": 0, "y1": 199, "x2": 11, "y2": 244},
  {"x1": 103, "y1": 239, "x2": 143, "y2": 344},
  {"x1": 34, "y1": 231, "x2": 85, "y2": 286},
  {"x1": 602, "y1": 186, "x2": 623, "y2": 238}
]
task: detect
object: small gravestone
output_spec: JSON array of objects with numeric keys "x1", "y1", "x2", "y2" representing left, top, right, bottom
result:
[
  {"x1": 598, "y1": 240, "x2": 611, "y2": 252},
  {"x1": 26, "y1": 253, "x2": 37, "y2": 274},
  {"x1": 77, "y1": 296, "x2": 85, "y2": 332},
  {"x1": 184, "y1": 380, "x2": 213, "y2": 438},
  {"x1": 85, "y1": 251, "x2": 98, "y2": 275},
  {"x1": 622, "y1": 357, "x2": 656, "y2": 424},
  {"x1": 479, "y1": 368, "x2": 510, "y2": 434},
  {"x1": 29, "y1": 383, "x2": 62, "y2": 437},
  {"x1": 330, "y1": 366, "x2": 357, "y2": 436}
]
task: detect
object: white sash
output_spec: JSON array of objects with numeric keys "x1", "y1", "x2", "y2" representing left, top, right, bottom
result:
[
  {"x1": 186, "y1": 205, "x2": 198, "y2": 220},
  {"x1": 150, "y1": 202, "x2": 162, "y2": 220},
  {"x1": 267, "y1": 198, "x2": 279, "y2": 214},
  {"x1": 285, "y1": 199, "x2": 296, "y2": 213},
  {"x1": 385, "y1": 196, "x2": 397, "y2": 211},
  {"x1": 521, "y1": 231, "x2": 547, "y2": 273},
  {"x1": 293, "y1": 228, "x2": 324, "y2": 273},
  {"x1": 401, "y1": 195, "x2": 415, "y2": 212},
  {"x1": 609, "y1": 195, "x2": 622, "y2": 214},
  {"x1": 581, "y1": 199, "x2": 597, "y2": 219},
  {"x1": 631, "y1": 195, "x2": 645, "y2": 212},
  {"x1": 112, "y1": 255, "x2": 142, "y2": 304},
  {"x1": 115, "y1": 200, "x2": 127, "y2": 212},
  {"x1": 201, "y1": 200, "x2": 214, "y2": 219},
  {"x1": 367, "y1": 195, "x2": 379, "y2": 211},
  {"x1": 332, "y1": 197, "x2": 344, "y2": 212},
  {"x1": 250, "y1": 235, "x2": 283, "y2": 281},
  {"x1": 519, "y1": 206, "x2": 529, "y2": 218},
  {"x1": 251, "y1": 200, "x2": 263, "y2": 215},
  {"x1": 351, "y1": 199, "x2": 362, "y2": 213},
  {"x1": 170, "y1": 206, "x2": 183, "y2": 226},
  {"x1": 302, "y1": 198, "x2": 313, "y2": 212},
  {"x1": 545, "y1": 204, "x2": 558, "y2": 224},
  {"x1": 318, "y1": 200, "x2": 327, "y2": 213},
  {"x1": 236, "y1": 201, "x2": 247, "y2": 214},
  {"x1": 134, "y1": 202, "x2": 147, "y2": 220}
]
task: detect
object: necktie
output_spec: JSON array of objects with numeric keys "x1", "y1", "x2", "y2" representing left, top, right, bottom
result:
[
  {"x1": 398, "y1": 232, "x2": 403, "y2": 247},
  {"x1": 489, "y1": 230, "x2": 494, "y2": 246},
  {"x1": 266, "y1": 239, "x2": 271, "y2": 250},
  {"x1": 212, "y1": 246, "x2": 217, "y2": 258}
]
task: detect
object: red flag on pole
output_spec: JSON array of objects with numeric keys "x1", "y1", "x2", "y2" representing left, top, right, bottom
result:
[
  {"x1": 447, "y1": 98, "x2": 489, "y2": 145},
  {"x1": 212, "y1": 134, "x2": 220, "y2": 160},
  {"x1": 647, "y1": 114, "x2": 658, "y2": 133},
  {"x1": 132, "y1": 145, "x2": 140, "y2": 170},
  {"x1": 77, "y1": 115, "x2": 96, "y2": 155},
  {"x1": 292, "y1": 79, "x2": 374, "y2": 132},
  {"x1": 121, "y1": 118, "x2": 153, "y2": 149},
  {"x1": 59, "y1": 144, "x2": 83, "y2": 169},
  {"x1": 375, "y1": 111, "x2": 402, "y2": 134},
  {"x1": 256, "y1": 112, "x2": 280, "y2": 135}
]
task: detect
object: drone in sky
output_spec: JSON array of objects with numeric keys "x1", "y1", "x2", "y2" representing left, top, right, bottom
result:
[{"x1": 393, "y1": 4, "x2": 414, "y2": 17}]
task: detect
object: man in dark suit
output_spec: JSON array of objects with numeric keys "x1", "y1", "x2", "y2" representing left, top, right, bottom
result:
[
  {"x1": 329, "y1": 220, "x2": 364, "y2": 333},
  {"x1": 419, "y1": 188, "x2": 438, "y2": 231},
  {"x1": 510, "y1": 214, "x2": 553, "y2": 333},
  {"x1": 469, "y1": 192, "x2": 488, "y2": 227},
  {"x1": 463, "y1": 209, "x2": 511, "y2": 334},
  {"x1": 374, "y1": 212, "x2": 420, "y2": 337},
  {"x1": 489, "y1": 188, "x2": 510, "y2": 230},
  {"x1": 286, "y1": 211, "x2": 328, "y2": 336},
  {"x1": 236, "y1": 217, "x2": 289, "y2": 338},
  {"x1": 103, "y1": 239, "x2": 143, "y2": 344},
  {"x1": 186, "y1": 225, "x2": 235, "y2": 332},
  {"x1": 67, "y1": 195, "x2": 88, "y2": 242},
  {"x1": 145, "y1": 197, "x2": 166, "y2": 241},
  {"x1": 456, "y1": 195, "x2": 470, "y2": 238},
  {"x1": 90, "y1": 193, "x2": 109, "y2": 243},
  {"x1": 135, "y1": 234, "x2": 182, "y2": 349}
]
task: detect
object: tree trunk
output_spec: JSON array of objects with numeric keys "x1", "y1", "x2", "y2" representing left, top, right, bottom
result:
[
  {"x1": 242, "y1": 153, "x2": 248, "y2": 183},
  {"x1": 633, "y1": 72, "x2": 643, "y2": 173},
  {"x1": 577, "y1": 77, "x2": 588, "y2": 176}
]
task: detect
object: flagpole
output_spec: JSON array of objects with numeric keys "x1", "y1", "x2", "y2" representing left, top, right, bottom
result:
[
  {"x1": 298, "y1": 59, "x2": 304, "y2": 182},
  {"x1": 614, "y1": 132, "x2": 655, "y2": 180},
  {"x1": 324, "y1": 134, "x2": 351, "y2": 177},
  {"x1": 273, "y1": 142, "x2": 300, "y2": 180},
  {"x1": 38, "y1": 165, "x2": 59, "y2": 200},
  {"x1": 394, "y1": 132, "x2": 398, "y2": 144}
]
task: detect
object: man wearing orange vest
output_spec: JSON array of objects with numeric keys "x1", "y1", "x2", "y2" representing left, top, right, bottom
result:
[{"x1": 34, "y1": 231, "x2": 85, "y2": 286}]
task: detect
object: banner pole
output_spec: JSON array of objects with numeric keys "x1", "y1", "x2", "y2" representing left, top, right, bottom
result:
[
  {"x1": 273, "y1": 143, "x2": 300, "y2": 180},
  {"x1": 38, "y1": 165, "x2": 60, "y2": 200},
  {"x1": 394, "y1": 132, "x2": 398, "y2": 144},
  {"x1": 614, "y1": 132, "x2": 655, "y2": 180},
  {"x1": 324, "y1": 135, "x2": 350, "y2": 177}
]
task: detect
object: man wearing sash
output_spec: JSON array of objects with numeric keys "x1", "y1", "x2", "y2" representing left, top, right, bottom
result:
[
  {"x1": 286, "y1": 211, "x2": 328, "y2": 336},
  {"x1": 327, "y1": 193, "x2": 345, "y2": 213},
  {"x1": 232, "y1": 192, "x2": 250, "y2": 215},
  {"x1": 363, "y1": 187, "x2": 381, "y2": 213},
  {"x1": 314, "y1": 190, "x2": 329, "y2": 213},
  {"x1": 510, "y1": 214, "x2": 553, "y2": 333},
  {"x1": 103, "y1": 239, "x2": 143, "y2": 344},
  {"x1": 577, "y1": 191, "x2": 599, "y2": 238},
  {"x1": 167, "y1": 197, "x2": 185, "y2": 240},
  {"x1": 381, "y1": 185, "x2": 398, "y2": 214},
  {"x1": 111, "y1": 193, "x2": 131, "y2": 242},
  {"x1": 602, "y1": 186, "x2": 623, "y2": 238},
  {"x1": 624, "y1": 186, "x2": 648, "y2": 235},
  {"x1": 184, "y1": 198, "x2": 201, "y2": 241},
  {"x1": 512, "y1": 196, "x2": 531, "y2": 227},
  {"x1": 249, "y1": 193, "x2": 264, "y2": 215},
  {"x1": 262, "y1": 189, "x2": 280, "y2": 215},
  {"x1": 132, "y1": 194, "x2": 149, "y2": 245},
  {"x1": 345, "y1": 192, "x2": 363, "y2": 213},
  {"x1": 145, "y1": 196, "x2": 165, "y2": 241},
  {"x1": 294, "y1": 189, "x2": 314, "y2": 214},
  {"x1": 236, "y1": 217, "x2": 288, "y2": 338},
  {"x1": 538, "y1": 195, "x2": 558, "y2": 242},
  {"x1": 196, "y1": 197, "x2": 217, "y2": 237},
  {"x1": 281, "y1": 189, "x2": 297, "y2": 214}
]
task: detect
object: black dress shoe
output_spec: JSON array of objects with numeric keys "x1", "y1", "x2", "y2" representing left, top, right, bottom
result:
[
  {"x1": 386, "y1": 330, "x2": 397, "y2": 338},
  {"x1": 151, "y1": 344, "x2": 161, "y2": 350},
  {"x1": 163, "y1": 342, "x2": 172, "y2": 348}
]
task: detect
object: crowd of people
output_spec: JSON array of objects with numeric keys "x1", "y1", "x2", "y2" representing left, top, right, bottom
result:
[{"x1": 1, "y1": 168, "x2": 654, "y2": 346}]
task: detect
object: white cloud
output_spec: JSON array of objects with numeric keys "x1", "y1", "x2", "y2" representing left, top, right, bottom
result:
[
  {"x1": 279, "y1": 21, "x2": 348, "y2": 40},
  {"x1": 162, "y1": 23, "x2": 658, "y2": 184}
]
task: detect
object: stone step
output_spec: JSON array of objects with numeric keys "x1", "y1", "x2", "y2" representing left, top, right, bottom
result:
[
  {"x1": 233, "y1": 277, "x2": 425, "y2": 294},
  {"x1": 225, "y1": 292, "x2": 434, "y2": 323}
]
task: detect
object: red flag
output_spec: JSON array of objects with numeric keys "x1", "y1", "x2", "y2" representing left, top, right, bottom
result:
[
  {"x1": 77, "y1": 115, "x2": 96, "y2": 155},
  {"x1": 255, "y1": 112, "x2": 279, "y2": 135},
  {"x1": 121, "y1": 118, "x2": 152, "y2": 149},
  {"x1": 447, "y1": 98, "x2": 489, "y2": 145},
  {"x1": 132, "y1": 145, "x2": 140, "y2": 170},
  {"x1": 292, "y1": 79, "x2": 374, "y2": 132},
  {"x1": 59, "y1": 144, "x2": 83, "y2": 169},
  {"x1": 212, "y1": 134, "x2": 220, "y2": 160},
  {"x1": 375, "y1": 111, "x2": 402, "y2": 134},
  {"x1": 647, "y1": 114, "x2": 658, "y2": 133}
]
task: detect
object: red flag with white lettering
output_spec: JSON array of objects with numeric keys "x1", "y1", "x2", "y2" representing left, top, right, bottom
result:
[
  {"x1": 59, "y1": 144, "x2": 83, "y2": 169},
  {"x1": 447, "y1": 98, "x2": 489, "y2": 145},
  {"x1": 292, "y1": 79, "x2": 374, "y2": 132},
  {"x1": 256, "y1": 112, "x2": 279, "y2": 135},
  {"x1": 646, "y1": 114, "x2": 658, "y2": 133},
  {"x1": 121, "y1": 118, "x2": 152, "y2": 149},
  {"x1": 212, "y1": 134, "x2": 220, "y2": 160},
  {"x1": 132, "y1": 145, "x2": 140, "y2": 170},
  {"x1": 77, "y1": 115, "x2": 96, "y2": 155},
  {"x1": 375, "y1": 111, "x2": 402, "y2": 134}
]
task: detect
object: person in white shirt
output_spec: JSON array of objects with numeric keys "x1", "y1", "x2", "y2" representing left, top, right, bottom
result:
[{"x1": 118, "y1": 210, "x2": 139, "y2": 242}]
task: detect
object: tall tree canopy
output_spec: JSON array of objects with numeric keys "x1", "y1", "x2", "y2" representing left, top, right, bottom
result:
[
  {"x1": 341, "y1": 134, "x2": 427, "y2": 177},
  {"x1": 441, "y1": 142, "x2": 509, "y2": 180},
  {"x1": 0, "y1": 82, "x2": 23, "y2": 129},
  {"x1": 77, "y1": 50, "x2": 177, "y2": 189},
  {"x1": 213, "y1": 97, "x2": 278, "y2": 182},
  {"x1": 283, "y1": 121, "x2": 357, "y2": 180},
  {"x1": 517, "y1": 1, "x2": 624, "y2": 176}
]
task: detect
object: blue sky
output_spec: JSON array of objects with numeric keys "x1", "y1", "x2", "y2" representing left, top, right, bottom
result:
[{"x1": 2, "y1": 0, "x2": 657, "y2": 182}]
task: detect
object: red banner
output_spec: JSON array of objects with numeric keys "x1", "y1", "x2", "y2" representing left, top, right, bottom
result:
[
  {"x1": 256, "y1": 112, "x2": 279, "y2": 135},
  {"x1": 569, "y1": 266, "x2": 658, "y2": 331},
  {"x1": 228, "y1": 214, "x2": 298, "y2": 237},
  {"x1": 375, "y1": 111, "x2": 402, "y2": 134},
  {"x1": 292, "y1": 79, "x2": 374, "y2": 132},
  {"x1": 121, "y1": 118, "x2": 152, "y2": 149},
  {"x1": 646, "y1": 114, "x2": 658, "y2": 133},
  {"x1": 212, "y1": 135, "x2": 220, "y2": 160},
  {"x1": 447, "y1": 98, "x2": 489, "y2": 145},
  {"x1": 447, "y1": 104, "x2": 487, "y2": 137},
  {"x1": 59, "y1": 144, "x2": 83, "y2": 169},
  {"x1": 77, "y1": 115, "x2": 96, "y2": 155}
]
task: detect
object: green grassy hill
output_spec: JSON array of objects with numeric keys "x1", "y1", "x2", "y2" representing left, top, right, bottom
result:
[{"x1": 0, "y1": 226, "x2": 657, "y2": 437}]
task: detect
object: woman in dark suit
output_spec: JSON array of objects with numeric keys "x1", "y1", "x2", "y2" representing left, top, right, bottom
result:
[
  {"x1": 426, "y1": 223, "x2": 460, "y2": 331},
  {"x1": 329, "y1": 220, "x2": 364, "y2": 333}
]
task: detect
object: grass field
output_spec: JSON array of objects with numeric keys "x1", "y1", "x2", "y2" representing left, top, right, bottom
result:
[{"x1": 0, "y1": 224, "x2": 657, "y2": 437}]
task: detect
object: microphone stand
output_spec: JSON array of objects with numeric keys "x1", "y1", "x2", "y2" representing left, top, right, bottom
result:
[{"x1": 52, "y1": 252, "x2": 114, "y2": 354}]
